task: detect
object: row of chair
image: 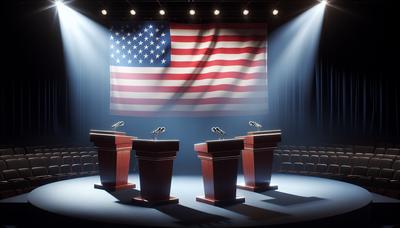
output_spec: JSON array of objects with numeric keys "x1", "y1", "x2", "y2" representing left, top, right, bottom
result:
[
  {"x1": 0, "y1": 146, "x2": 96, "y2": 156},
  {"x1": 0, "y1": 154, "x2": 99, "y2": 199},
  {"x1": 278, "y1": 145, "x2": 400, "y2": 155},
  {"x1": 0, "y1": 151, "x2": 97, "y2": 161}
]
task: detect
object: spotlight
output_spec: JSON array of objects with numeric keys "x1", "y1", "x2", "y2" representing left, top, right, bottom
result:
[
  {"x1": 189, "y1": 9, "x2": 196, "y2": 15},
  {"x1": 320, "y1": 0, "x2": 328, "y2": 6},
  {"x1": 101, "y1": 9, "x2": 107, "y2": 15},
  {"x1": 159, "y1": 9, "x2": 166, "y2": 15},
  {"x1": 214, "y1": 9, "x2": 220, "y2": 15},
  {"x1": 243, "y1": 9, "x2": 249, "y2": 15},
  {"x1": 130, "y1": 9, "x2": 136, "y2": 15},
  {"x1": 272, "y1": 9, "x2": 279, "y2": 16},
  {"x1": 55, "y1": 0, "x2": 64, "y2": 9}
]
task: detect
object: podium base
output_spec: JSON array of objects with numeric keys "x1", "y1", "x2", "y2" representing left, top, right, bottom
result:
[
  {"x1": 94, "y1": 183, "x2": 136, "y2": 192},
  {"x1": 237, "y1": 184, "x2": 278, "y2": 192},
  {"x1": 131, "y1": 196, "x2": 179, "y2": 207},
  {"x1": 196, "y1": 196, "x2": 245, "y2": 206}
]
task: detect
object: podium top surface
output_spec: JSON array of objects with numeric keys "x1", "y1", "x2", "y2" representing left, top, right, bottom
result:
[
  {"x1": 90, "y1": 130, "x2": 134, "y2": 146},
  {"x1": 90, "y1": 129, "x2": 126, "y2": 135},
  {"x1": 194, "y1": 138, "x2": 243, "y2": 153},
  {"x1": 244, "y1": 132, "x2": 282, "y2": 145},
  {"x1": 247, "y1": 129, "x2": 282, "y2": 135},
  {"x1": 132, "y1": 139, "x2": 179, "y2": 152}
]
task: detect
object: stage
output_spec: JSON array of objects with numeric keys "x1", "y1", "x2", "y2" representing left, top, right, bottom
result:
[{"x1": 24, "y1": 174, "x2": 373, "y2": 227}]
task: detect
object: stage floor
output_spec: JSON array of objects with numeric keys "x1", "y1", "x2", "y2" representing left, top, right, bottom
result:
[{"x1": 27, "y1": 174, "x2": 372, "y2": 227}]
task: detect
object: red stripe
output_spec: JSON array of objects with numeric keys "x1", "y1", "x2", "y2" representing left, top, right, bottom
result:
[
  {"x1": 171, "y1": 35, "x2": 266, "y2": 43},
  {"x1": 169, "y1": 59, "x2": 265, "y2": 68},
  {"x1": 110, "y1": 97, "x2": 267, "y2": 105},
  {"x1": 110, "y1": 72, "x2": 266, "y2": 81},
  {"x1": 171, "y1": 47, "x2": 266, "y2": 55},
  {"x1": 170, "y1": 23, "x2": 267, "y2": 30},
  {"x1": 111, "y1": 109, "x2": 267, "y2": 117},
  {"x1": 111, "y1": 84, "x2": 265, "y2": 93}
]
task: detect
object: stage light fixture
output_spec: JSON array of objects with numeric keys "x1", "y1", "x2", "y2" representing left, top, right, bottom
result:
[
  {"x1": 189, "y1": 9, "x2": 196, "y2": 15},
  {"x1": 55, "y1": 0, "x2": 64, "y2": 9},
  {"x1": 130, "y1": 9, "x2": 136, "y2": 15},
  {"x1": 101, "y1": 9, "x2": 107, "y2": 15},
  {"x1": 214, "y1": 9, "x2": 220, "y2": 15},
  {"x1": 159, "y1": 9, "x2": 166, "y2": 15},
  {"x1": 320, "y1": 0, "x2": 328, "y2": 6},
  {"x1": 243, "y1": 9, "x2": 249, "y2": 15},
  {"x1": 272, "y1": 9, "x2": 279, "y2": 16}
]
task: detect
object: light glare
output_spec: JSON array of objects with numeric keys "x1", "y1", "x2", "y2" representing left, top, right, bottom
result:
[
  {"x1": 130, "y1": 9, "x2": 136, "y2": 15},
  {"x1": 214, "y1": 9, "x2": 220, "y2": 15},
  {"x1": 272, "y1": 9, "x2": 279, "y2": 16},
  {"x1": 101, "y1": 9, "x2": 107, "y2": 15},
  {"x1": 243, "y1": 9, "x2": 249, "y2": 15},
  {"x1": 189, "y1": 9, "x2": 196, "y2": 15},
  {"x1": 159, "y1": 9, "x2": 166, "y2": 15}
]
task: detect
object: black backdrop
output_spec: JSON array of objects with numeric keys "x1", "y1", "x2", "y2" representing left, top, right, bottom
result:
[{"x1": 0, "y1": 0, "x2": 395, "y2": 147}]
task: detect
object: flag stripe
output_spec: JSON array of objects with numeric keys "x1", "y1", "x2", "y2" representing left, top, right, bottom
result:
[
  {"x1": 170, "y1": 23, "x2": 267, "y2": 30},
  {"x1": 110, "y1": 65, "x2": 266, "y2": 74},
  {"x1": 171, "y1": 35, "x2": 266, "y2": 42},
  {"x1": 171, "y1": 47, "x2": 266, "y2": 55},
  {"x1": 110, "y1": 72, "x2": 266, "y2": 81},
  {"x1": 110, "y1": 97, "x2": 266, "y2": 105},
  {"x1": 111, "y1": 91, "x2": 267, "y2": 99},
  {"x1": 111, "y1": 84, "x2": 266, "y2": 93},
  {"x1": 111, "y1": 110, "x2": 267, "y2": 117},
  {"x1": 171, "y1": 41, "x2": 266, "y2": 49},
  {"x1": 110, "y1": 103, "x2": 267, "y2": 112},
  {"x1": 169, "y1": 59, "x2": 265, "y2": 68},
  {"x1": 171, "y1": 53, "x2": 266, "y2": 61},
  {"x1": 111, "y1": 78, "x2": 265, "y2": 87},
  {"x1": 170, "y1": 28, "x2": 266, "y2": 36}
]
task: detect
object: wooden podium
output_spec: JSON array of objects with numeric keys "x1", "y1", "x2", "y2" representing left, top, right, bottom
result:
[
  {"x1": 89, "y1": 130, "x2": 135, "y2": 191},
  {"x1": 195, "y1": 139, "x2": 245, "y2": 206},
  {"x1": 131, "y1": 139, "x2": 179, "y2": 206},
  {"x1": 237, "y1": 130, "x2": 281, "y2": 192}
]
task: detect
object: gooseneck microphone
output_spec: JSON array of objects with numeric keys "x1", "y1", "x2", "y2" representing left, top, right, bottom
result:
[
  {"x1": 111, "y1": 121, "x2": 125, "y2": 131},
  {"x1": 249, "y1": 121, "x2": 262, "y2": 131},
  {"x1": 211, "y1": 127, "x2": 226, "y2": 140},
  {"x1": 151, "y1": 126, "x2": 166, "y2": 140}
]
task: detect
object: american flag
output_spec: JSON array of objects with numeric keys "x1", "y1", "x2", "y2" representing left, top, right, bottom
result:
[{"x1": 110, "y1": 22, "x2": 268, "y2": 116}]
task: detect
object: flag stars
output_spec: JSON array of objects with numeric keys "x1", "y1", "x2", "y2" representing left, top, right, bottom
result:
[
  {"x1": 133, "y1": 45, "x2": 137, "y2": 49},
  {"x1": 116, "y1": 40, "x2": 120, "y2": 45},
  {"x1": 150, "y1": 59, "x2": 154, "y2": 63},
  {"x1": 128, "y1": 59, "x2": 132, "y2": 64},
  {"x1": 110, "y1": 36, "x2": 114, "y2": 40},
  {"x1": 122, "y1": 36, "x2": 126, "y2": 40},
  {"x1": 161, "y1": 59, "x2": 166, "y2": 64},
  {"x1": 133, "y1": 54, "x2": 138, "y2": 59},
  {"x1": 144, "y1": 54, "x2": 148, "y2": 59},
  {"x1": 122, "y1": 45, "x2": 126, "y2": 49},
  {"x1": 161, "y1": 33, "x2": 165, "y2": 36},
  {"x1": 128, "y1": 49, "x2": 131, "y2": 54},
  {"x1": 139, "y1": 59, "x2": 143, "y2": 64},
  {"x1": 144, "y1": 45, "x2": 149, "y2": 49},
  {"x1": 127, "y1": 41, "x2": 131, "y2": 45},
  {"x1": 161, "y1": 40, "x2": 166, "y2": 45}
]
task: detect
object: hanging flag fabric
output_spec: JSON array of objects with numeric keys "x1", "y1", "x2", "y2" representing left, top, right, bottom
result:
[{"x1": 109, "y1": 22, "x2": 267, "y2": 116}]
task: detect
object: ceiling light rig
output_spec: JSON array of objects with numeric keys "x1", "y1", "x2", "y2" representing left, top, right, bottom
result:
[
  {"x1": 130, "y1": 9, "x2": 136, "y2": 15},
  {"x1": 101, "y1": 9, "x2": 107, "y2": 16},
  {"x1": 272, "y1": 9, "x2": 279, "y2": 16},
  {"x1": 189, "y1": 9, "x2": 196, "y2": 16},
  {"x1": 243, "y1": 9, "x2": 249, "y2": 15},
  {"x1": 213, "y1": 9, "x2": 220, "y2": 15},
  {"x1": 159, "y1": 9, "x2": 166, "y2": 15}
]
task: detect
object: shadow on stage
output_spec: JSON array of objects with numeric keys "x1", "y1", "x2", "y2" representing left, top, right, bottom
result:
[{"x1": 261, "y1": 190, "x2": 325, "y2": 206}]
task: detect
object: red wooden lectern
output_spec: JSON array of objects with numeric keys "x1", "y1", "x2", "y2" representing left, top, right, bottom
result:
[
  {"x1": 237, "y1": 130, "x2": 281, "y2": 192},
  {"x1": 131, "y1": 139, "x2": 179, "y2": 206},
  {"x1": 89, "y1": 130, "x2": 135, "y2": 191},
  {"x1": 195, "y1": 139, "x2": 245, "y2": 206}
]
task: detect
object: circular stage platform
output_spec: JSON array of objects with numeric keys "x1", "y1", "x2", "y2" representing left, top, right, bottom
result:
[{"x1": 28, "y1": 174, "x2": 372, "y2": 227}]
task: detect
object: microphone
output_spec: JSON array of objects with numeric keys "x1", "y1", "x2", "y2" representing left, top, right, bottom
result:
[
  {"x1": 151, "y1": 126, "x2": 166, "y2": 140},
  {"x1": 211, "y1": 127, "x2": 226, "y2": 139},
  {"x1": 249, "y1": 121, "x2": 262, "y2": 131},
  {"x1": 111, "y1": 121, "x2": 125, "y2": 131}
]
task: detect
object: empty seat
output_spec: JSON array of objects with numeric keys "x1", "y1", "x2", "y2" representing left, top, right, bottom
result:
[
  {"x1": 47, "y1": 165, "x2": 60, "y2": 175},
  {"x1": 93, "y1": 155, "x2": 98, "y2": 163},
  {"x1": 335, "y1": 152, "x2": 345, "y2": 156},
  {"x1": 309, "y1": 151, "x2": 318, "y2": 156},
  {"x1": 62, "y1": 156, "x2": 72, "y2": 165},
  {"x1": 304, "y1": 163, "x2": 316, "y2": 174},
  {"x1": 72, "y1": 156, "x2": 81, "y2": 164},
  {"x1": 290, "y1": 154, "x2": 302, "y2": 163},
  {"x1": 13, "y1": 147, "x2": 26, "y2": 155},
  {"x1": 28, "y1": 157, "x2": 48, "y2": 168},
  {"x1": 81, "y1": 155, "x2": 94, "y2": 164},
  {"x1": 309, "y1": 155, "x2": 319, "y2": 164},
  {"x1": 379, "y1": 159, "x2": 393, "y2": 169},
  {"x1": 374, "y1": 168, "x2": 395, "y2": 188},
  {"x1": 319, "y1": 155, "x2": 329, "y2": 164},
  {"x1": 392, "y1": 160, "x2": 400, "y2": 170},
  {"x1": 291, "y1": 162, "x2": 304, "y2": 174},
  {"x1": 327, "y1": 164, "x2": 340, "y2": 174},
  {"x1": 49, "y1": 156, "x2": 62, "y2": 166},
  {"x1": 340, "y1": 165, "x2": 352, "y2": 176},
  {"x1": 326, "y1": 151, "x2": 335, "y2": 157},
  {"x1": 337, "y1": 156, "x2": 350, "y2": 166},
  {"x1": 88, "y1": 151, "x2": 97, "y2": 156},
  {"x1": 82, "y1": 163, "x2": 95, "y2": 174},
  {"x1": 354, "y1": 145, "x2": 374, "y2": 154},
  {"x1": 368, "y1": 158, "x2": 380, "y2": 168},
  {"x1": 279, "y1": 162, "x2": 292, "y2": 173},
  {"x1": 352, "y1": 157, "x2": 370, "y2": 167},
  {"x1": 0, "y1": 161, "x2": 7, "y2": 171},
  {"x1": 301, "y1": 155, "x2": 309, "y2": 163},
  {"x1": 0, "y1": 148, "x2": 13, "y2": 156},
  {"x1": 61, "y1": 152, "x2": 69, "y2": 156},
  {"x1": 280, "y1": 154, "x2": 290, "y2": 163},
  {"x1": 71, "y1": 164, "x2": 82, "y2": 174},
  {"x1": 351, "y1": 166, "x2": 368, "y2": 176},
  {"x1": 374, "y1": 148, "x2": 386, "y2": 155},
  {"x1": 328, "y1": 155, "x2": 337, "y2": 164},
  {"x1": 386, "y1": 148, "x2": 400, "y2": 155},
  {"x1": 70, "y1": 152, "x2": 79, "y2": 156},
  {"x1": 316, "y1": 164, "x2": 328, "y2": 173}
]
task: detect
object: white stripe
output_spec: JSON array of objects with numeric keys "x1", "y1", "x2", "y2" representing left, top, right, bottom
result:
[
  {"x1": 171, "y1": 53, "x2": 266, "y2": 62},
  {"x1": 110, "y1": 65, "x2": 266, "y2": 74},
  {"x1": 110, "y1": 91, "x2": 267, "y2": 99},
  {"x1": 170, "y1": 28, "x2": 267, "y2": 36},
  {"x1": 172, "y1": 41, "x2": 266, "y2": 49},
  {"x1": 111, "y1": 78, "x2": 265, "y2": 87},
  {"x1": 110, "y1": 103, "x2": 267, "y2": 112}
]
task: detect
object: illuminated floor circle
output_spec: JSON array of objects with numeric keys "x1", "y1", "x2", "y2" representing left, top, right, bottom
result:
[{"x1": 28, "y1": 174, "x2": 372, "y2": 227}]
